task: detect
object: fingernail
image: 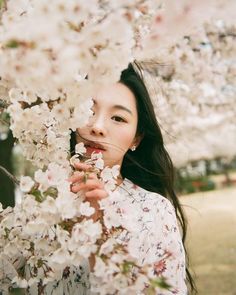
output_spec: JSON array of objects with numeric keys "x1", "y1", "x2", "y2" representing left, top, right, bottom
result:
[{"x1": 74, "y1": 159, "x2": 81, "y2": 165}]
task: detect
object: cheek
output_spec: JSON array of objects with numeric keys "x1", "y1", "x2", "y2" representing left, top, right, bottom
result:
[
  {"x1": 116, "y1": 126, "x2": 136, "y2": 149},
  {"x1": 77, "y1": 127, "x2": 89, "y2": 135}
]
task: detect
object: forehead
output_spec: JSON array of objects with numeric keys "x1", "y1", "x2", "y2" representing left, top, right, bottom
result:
[{"x1": 93, "y1": 82, "x2": 137, "y2": 110}]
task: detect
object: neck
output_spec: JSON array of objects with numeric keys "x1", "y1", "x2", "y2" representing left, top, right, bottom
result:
[{"x1": 116, "y1": 174, "x2": 123, "y2": 185}]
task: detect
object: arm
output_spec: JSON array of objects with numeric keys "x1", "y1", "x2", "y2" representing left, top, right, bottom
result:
[{"x1": 147, "y1": 196, "x2": 187, "y2": 295}]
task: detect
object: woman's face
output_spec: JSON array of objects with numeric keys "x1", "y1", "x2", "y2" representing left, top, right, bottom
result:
[{"x1": 76, "y1": 82, "x2": 140, "y2": 168}]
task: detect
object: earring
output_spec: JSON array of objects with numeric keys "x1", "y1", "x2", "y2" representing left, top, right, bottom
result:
[{"x1": 131, "y1": 145, "x2": 136, "y2": 151}]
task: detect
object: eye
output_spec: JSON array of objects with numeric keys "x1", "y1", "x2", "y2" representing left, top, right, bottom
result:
[{"x1": 111, "y1": 115, "x2": 126, "y2": 123}]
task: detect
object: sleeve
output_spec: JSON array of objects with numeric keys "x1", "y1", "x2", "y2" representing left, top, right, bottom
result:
[{"x1": 139, "y1": 195, "x2": 188, "y2": 295}]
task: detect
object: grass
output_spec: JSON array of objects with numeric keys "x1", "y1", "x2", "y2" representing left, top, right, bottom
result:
[{"x1": 181, "y1": 187, "x2": 236, "y2": 295}]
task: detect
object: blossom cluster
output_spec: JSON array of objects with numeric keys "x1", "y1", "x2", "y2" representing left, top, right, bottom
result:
[
  {"x1": 0, "y1": 151, "x2": 98, "y2": 290},
  {"x1": 0, "y1": 0, "x2": 235, "y2": 167},
  {"x1": 138, "y1": 20, "x2": 236, "y2": 167},
  {"x1": 0, "y1": 146, "x2": 170, "y2": 294}
]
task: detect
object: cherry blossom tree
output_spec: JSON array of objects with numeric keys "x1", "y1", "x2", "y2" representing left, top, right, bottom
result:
[{"x1": 0, "y1": 0, "x2": 235, "y2": 293}]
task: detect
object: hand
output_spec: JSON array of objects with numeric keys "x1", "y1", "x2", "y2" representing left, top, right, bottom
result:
[{"x1": 69, "y1": 162, "x2": 108, "y2": 221}]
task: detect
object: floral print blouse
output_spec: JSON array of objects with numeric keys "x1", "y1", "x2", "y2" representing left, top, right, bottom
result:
[{"x1": 27, "y1": 178, "x2": 187, "y2": 295}]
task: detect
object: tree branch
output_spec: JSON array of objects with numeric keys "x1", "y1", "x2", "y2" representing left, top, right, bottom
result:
[
  {"x1": 0, "y1": 118, "x2": 10, "y2": 127},
  {"x1": 0, "y1": 164, "x2": 19, "y2": 185}
]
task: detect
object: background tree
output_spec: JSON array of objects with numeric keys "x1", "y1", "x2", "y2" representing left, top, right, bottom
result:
[{"x1": 0, "y1": 129, "x2": 15, "y2": 207}]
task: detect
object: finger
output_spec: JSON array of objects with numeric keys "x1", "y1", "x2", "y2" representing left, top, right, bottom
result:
[
  {"x1": 71, "y1": 179, "x2": 103, "y2": 193},
  {"x1": 68, "y1": 171, "x2": 83, "y2": 183},
  {"x1": 74, "y1": 162, "x2": 93, "y2": 172},
  {"x1": 69, "y1": 171, "x2": 98, "y2": 183},
  {"x1": 85, "y1": 189, "x2": 108, "y2": 199}
]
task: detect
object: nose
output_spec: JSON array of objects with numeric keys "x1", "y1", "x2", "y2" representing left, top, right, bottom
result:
[
  {"x1": 89, "y1": 115, "x2": 106, "y2": 137},
  {"x1": 90, "y1": 125, "x2": 105, "y2": 136}
]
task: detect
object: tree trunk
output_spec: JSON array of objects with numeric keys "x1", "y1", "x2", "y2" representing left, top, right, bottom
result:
[{"x1": 0, "y1": 130, "x2": 15, "y2": 208}]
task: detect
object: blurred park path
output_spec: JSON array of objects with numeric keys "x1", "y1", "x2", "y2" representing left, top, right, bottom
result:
[{"x1": 181, "y1": 187, "x2": 236, "y2": 295}]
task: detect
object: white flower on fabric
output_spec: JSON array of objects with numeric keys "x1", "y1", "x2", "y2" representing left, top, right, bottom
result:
[
  {"x1": 20, "y1": 176, "x2": 34, "y2": 193},
  {"x1": 119, "y1": 205, "x2": 142, "y2": 233},
  {"x1": 79, "y1": 201, "x2": 95, "y2": 217},
  {"x1": 75, "y1": 142, "x2": 86, "y2": 155}
]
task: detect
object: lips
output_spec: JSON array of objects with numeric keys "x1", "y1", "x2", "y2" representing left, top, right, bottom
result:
[{"x1": 85, "y1": 141, "x2": 106, "y2": 151}]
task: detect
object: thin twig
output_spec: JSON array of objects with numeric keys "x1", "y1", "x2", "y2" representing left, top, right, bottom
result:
[
  {"x1": 0, "y1": 164, "x2": 19, "y2": 185},
  {"x1": 0, "y1": 118, "x2": 10, "y2": 127}
]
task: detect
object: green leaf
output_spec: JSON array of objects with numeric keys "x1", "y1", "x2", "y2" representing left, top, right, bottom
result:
[
  {"x1": 5, "y1": 39, "x2": 20, "y2": 48},
  {"x1": 31, "y1": 189, "x2": 44, "y2": 202},
  {"x1": 150, "y1": 277, "x2": 172, "y2": 290},
  {"x1": 121, "y1": 261, "x2": 134, "y2": 274},
  {"x1": 44, "y1": 187, "x2": 58, "y2": 198}
]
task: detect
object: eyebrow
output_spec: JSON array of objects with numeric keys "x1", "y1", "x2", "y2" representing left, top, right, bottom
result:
[
  {"x1": 112, "y1": 105, "x2": 133, "y2": 115},
  {"x1": 93, "y1": 99, "x2": 133, "y2": 116}
]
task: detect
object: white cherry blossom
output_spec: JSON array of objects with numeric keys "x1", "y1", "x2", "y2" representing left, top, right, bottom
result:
[
  {"x1": 19, "y1": 176, "x2": 34, "y2": 193},
  {"x1": 75, "y1": 142, "x2": 86, "y2": 155},
  {"x1": 79, "y1": 201, "x2": 95, "y2": 217}
]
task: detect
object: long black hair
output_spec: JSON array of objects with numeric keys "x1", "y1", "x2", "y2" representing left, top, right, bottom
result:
[{"x1": 119, "y1": 62, "x2": 196, "y2": 293}]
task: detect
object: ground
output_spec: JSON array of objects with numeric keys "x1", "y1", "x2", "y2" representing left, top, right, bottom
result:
[{"x1": 181, "y1": 186, "x2": 236, "y2": 295}]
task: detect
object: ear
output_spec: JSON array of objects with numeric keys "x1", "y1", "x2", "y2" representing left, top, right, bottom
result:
[{"x1": 130, "y1": 133, "x2": 144, "y2": 149}]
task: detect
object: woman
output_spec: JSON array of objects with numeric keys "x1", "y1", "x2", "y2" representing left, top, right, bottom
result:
[{"x1": 68, "y1": 62, "x2": 196, "y2": 294}]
